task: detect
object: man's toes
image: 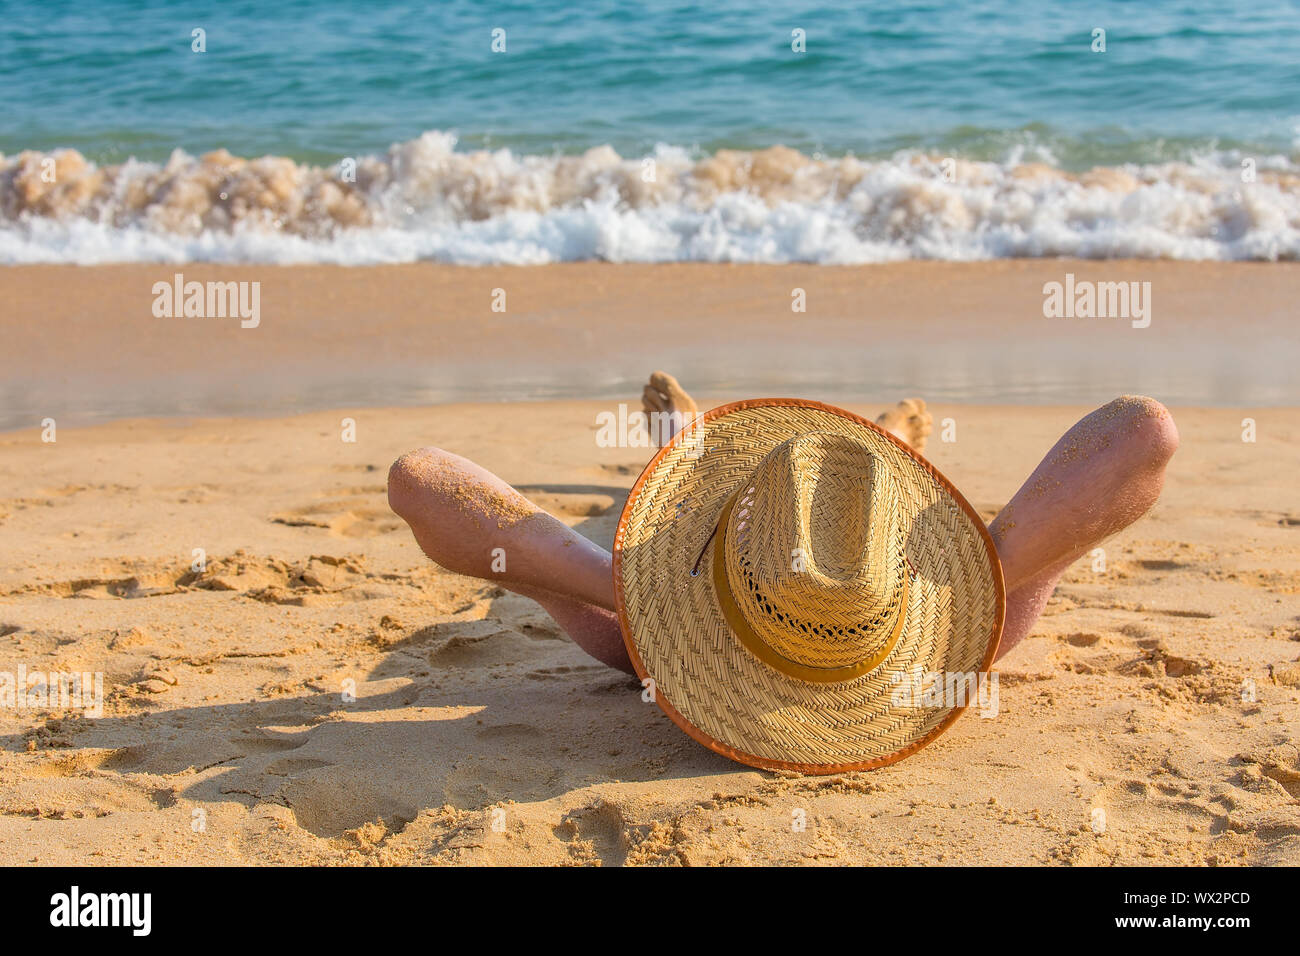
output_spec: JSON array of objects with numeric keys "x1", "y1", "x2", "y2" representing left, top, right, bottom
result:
[
  {"x1": 876, "y1": 399, "x2": 925, "y2": 427},
  {"x1": 649, "y1": 370, "x2": 698, "y2": 413},
  {"x1": 877, "y1": 398, "x2": 934, "y2": 452},
  {"x1": 642, "y1": 383, "x2": 667, "y2": 416},
  {"x1": 648, "y1": 370, "x2": 679, "y2": 396}
]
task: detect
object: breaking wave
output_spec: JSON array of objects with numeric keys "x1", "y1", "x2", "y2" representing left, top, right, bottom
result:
[{"x1": 2, "y1": 131, "x2": 1298, "y2": 264}]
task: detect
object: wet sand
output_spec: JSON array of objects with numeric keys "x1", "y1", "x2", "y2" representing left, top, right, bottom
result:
[{"x1": 2, "y1": 260, "x2": 1297, "y2": 432}]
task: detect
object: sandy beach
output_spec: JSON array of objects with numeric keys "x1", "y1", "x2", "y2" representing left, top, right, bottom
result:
[
  {"x1": 2, "y1": 380, "x2": 1298, "y2": 864},
  {"x1": 9, "y1": 0, "x2": 1300, "y2": 898}
]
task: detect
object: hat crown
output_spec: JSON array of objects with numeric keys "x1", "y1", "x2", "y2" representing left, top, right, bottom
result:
[{"x1": 722, "y1": 432, "x2": 908, "y2": 672}]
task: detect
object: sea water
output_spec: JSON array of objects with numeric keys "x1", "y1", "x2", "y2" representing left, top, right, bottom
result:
[{"x1": 1, "y1": 0, "x2": 1297, "y2": 263}]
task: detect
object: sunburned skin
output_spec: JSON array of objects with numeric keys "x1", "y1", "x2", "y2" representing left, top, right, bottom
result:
[
  {"x1": 388, "y1": 374, "x2": 1178, "y2": 672},
  {"x1": 989, "y1": 396, "x2": 1179, "y2": 657}
]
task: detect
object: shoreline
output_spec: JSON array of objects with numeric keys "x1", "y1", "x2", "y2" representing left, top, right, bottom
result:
[{"x1": 1, "y1": 260, "x2": 1297, "y2": 433}]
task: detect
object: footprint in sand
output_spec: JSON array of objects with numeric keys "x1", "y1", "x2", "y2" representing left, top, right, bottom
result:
[
  {"x1": 270, "y1": 490, "x2": 403, "y2": 538},
  {"x1": 442, "y1": 754, "x2": 562, "y2": 809},
  {"x1": 553, "y1": 800, "x2": 634, "y2": 865},
  {"x1": 23, "y1": 568, "x2": 185, "y2": 600},
  {"x1": 1158, "y1": 653, "x2": 1205, "y2": 678},
  {"x1": 24, "y1": 749, "x2": 126, "y2": 779},
  {"x1": 1253, "y1": 750, "x2": 1300, "y2": 798},
  {"x1": 1140, "y1": 641, "x2": 1209, "y2": 677},
  {"x1": 183, "y1": 552, "x2": 372, "y2": 603},
  {"x1": 1062, "y1": 632, "x2": 1105, "y2": 647},
  {"x1": 1048, "y1": 632, "x2": 1131, "y2": 674},
  {"x1": 428, "y1": 626, "x2": 540, "y2": 669},
  {"x1": 280, "y1": 778, "x2": 417, "y2": 839},
  {"x1": 516, "y1": 487, "x2": 618, "y2": 518}
]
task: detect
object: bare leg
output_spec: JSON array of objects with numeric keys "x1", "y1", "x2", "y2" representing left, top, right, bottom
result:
[
  {"x1": 989, "y1": 396, "x2": 1179, "y2": 659},
  {"x1": 388, "y1": 385, "x2": 1176, "y2": 673},
  {"x1": 389, "y1": 370, "x2": 705, "y2": 673},
  {"x1": 386, "y1": 447, "x2": 634, "y2": 671}
]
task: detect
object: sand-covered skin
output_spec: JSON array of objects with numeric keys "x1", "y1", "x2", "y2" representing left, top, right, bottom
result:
[{"x1": 0, "y1": 401, "x2": 1297, "y2": 865}]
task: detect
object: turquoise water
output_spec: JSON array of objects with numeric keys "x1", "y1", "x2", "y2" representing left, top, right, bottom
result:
[
  {"x1": 2, "y1": 0, "x2": 1299, "y2": 264},
  {"x1": 5, "y1": 0, "x2": 1297, "y2": 164}
]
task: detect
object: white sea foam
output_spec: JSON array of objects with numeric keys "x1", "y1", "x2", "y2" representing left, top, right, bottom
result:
[{"x1": 2, "y1": 131, "x2": 1297, "y2": 264}]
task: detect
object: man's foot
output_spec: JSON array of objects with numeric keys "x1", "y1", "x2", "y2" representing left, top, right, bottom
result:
[
  {"x1": 876, "y1": 398, "x2": 932, "y2": 452},
  {"x1": 641, "y1": 370, "x2": 699, "y2": 447}
]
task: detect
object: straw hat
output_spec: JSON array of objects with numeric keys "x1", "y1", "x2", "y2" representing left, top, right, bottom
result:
[{"x1": 613, "y1": 399, "x2": 1005, "y2": 773}]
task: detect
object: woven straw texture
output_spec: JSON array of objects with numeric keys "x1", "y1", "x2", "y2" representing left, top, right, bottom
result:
[
  {"x1": 723, "y1": 432, "x2": 909, "y2": 671},
  {"x1": 613, "y1": 399, "x2": 1004, "y2": 772}
]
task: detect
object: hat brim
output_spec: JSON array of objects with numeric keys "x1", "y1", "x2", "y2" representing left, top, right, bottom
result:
[{"x1": 613, "y1": 399, "x2": 1006, "y2": 773}]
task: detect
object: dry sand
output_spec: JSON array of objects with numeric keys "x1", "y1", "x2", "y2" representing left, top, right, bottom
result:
[{"x1": 1, "y1": 399, "x2": 1298, "y2": 865}]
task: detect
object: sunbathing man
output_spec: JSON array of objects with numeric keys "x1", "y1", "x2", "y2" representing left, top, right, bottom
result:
[{"x1": 386, "y1": 372, "x2": 1179, "y2": 673}]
